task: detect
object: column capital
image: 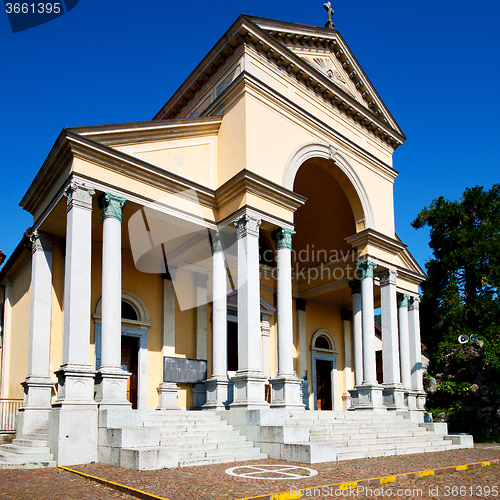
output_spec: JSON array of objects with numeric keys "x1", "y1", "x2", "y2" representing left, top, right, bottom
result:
[
  {"x1": 273, "y1": 227, "x2": 295, "y2": 250},
  {"x1": 409, "y1": 295, "x2": 421, "y2": 311},
  {"x1": 295, "y1": 298, "x2": 307, "y2": 311},
  {"x1": 379, "y1": 268, "x2": 398, "y2": 286},
  {"x1": 210, "y1": 231, "x2": 225, "y2": 254},
  {"x1": 234, "y1": 214, "x2": 261, "y2": 239},
  {"x1": 64, "y1": 181, "x2": 95, "y2": 212},
  {"x1": 30, "y1": 231, "x2": 53, "y2": 254},
  {"x1": 99, "y1": 192, "x2": 127, "y2": 222},
  {"x1": 348, "y1": 279, "x2": 361, "y2": 295},
  {"x1": 356, "y1": 259, "x2": 377, "y2": 279},
  {"x1": 397, "y1": 293, "x2": 410, "y2": 308}
]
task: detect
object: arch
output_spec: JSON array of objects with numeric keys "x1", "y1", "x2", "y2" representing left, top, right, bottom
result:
[
  {"x1": 311, "y1": 329, "x2": 338, "y2": 354},
  {"x1": 94, "y1": 290, "x2": 150, "y2": 324},
  {"x1": 283, "y1": 142, "x2": 375, "y2": 230}
]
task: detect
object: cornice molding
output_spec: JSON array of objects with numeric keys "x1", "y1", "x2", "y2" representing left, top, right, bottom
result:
[
  {"x1": 153, "y1": 15, "x2": 405, "y2": 150},
  {"x1": 345, "y1": 228, "x2": 407, "y2": 256},
  {"x1": 68, "y1": 116, "x2": 222, "y2": 147},
  {"x1": 216, "y1": 169, "x2": 307, "y2": 213}
]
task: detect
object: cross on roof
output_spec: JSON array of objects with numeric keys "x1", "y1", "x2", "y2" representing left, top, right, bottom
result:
[{"x1": 323, "y1": 2, "x2": 335, "y2": 29}]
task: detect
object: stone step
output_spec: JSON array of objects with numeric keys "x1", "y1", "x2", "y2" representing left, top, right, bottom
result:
[
  {"x1": 309, "y1": 430, "x2": 429, "y2": 440},
  {"x1": 0, "y1": 459, "x2": 57, "y2": 469},
  {"x1": 0, "y1": 449, "x2": 54, "y2": 463},
  {"x1": 145, "y1": 422, "x2": 231, "y2": 432},
  {"x1": 335, "y1": 439, "x2": 450, "y2": 455},
  {"x1": 12, "y1": 438, "x2": 49, "y2": 447},
  {"x1": 159, "y1": 429, "x2": 241, "y2": 440},
  {"x1": 1, "y1": 444, "x2": 51, "y2": 454},
  {"x1": 160, "y1": 434, "x2": 247, "y2": 446},
  {"x1": 309, "y1": 426, "x2": 428, "y2": 436},
  {"x1": 179, "y1": 446, "x2": 263, "y2": 460},
  {"x1": 319, "y1": 435, "x2": 446, "y2": 447},
  {"x1": 179, "y1": 452, "x2": 267, "y2": 467},
  {"x1": 144, "y1": 412, "x2": 222, "y2": 422}
]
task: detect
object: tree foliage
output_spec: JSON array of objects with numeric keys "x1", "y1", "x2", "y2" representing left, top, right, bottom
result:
[{"x1": 412, "y1": 185, "x2": 500, "y2": 363}]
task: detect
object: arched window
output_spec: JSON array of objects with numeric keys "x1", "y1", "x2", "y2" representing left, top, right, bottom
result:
[{"x1": 121, "y1": 301, "x2": 138, "y2": 321}]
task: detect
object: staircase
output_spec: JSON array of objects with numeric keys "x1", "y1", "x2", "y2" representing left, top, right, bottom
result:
[
  {"x1": 143, "y1": 410, "x2": 267, "y2": 467},
  {"x1": 0, "y1": 423, "x2": 56, "y2": 469},
  {"x1": 286, "y1": 411, "x2": 463, "y2": 461}
]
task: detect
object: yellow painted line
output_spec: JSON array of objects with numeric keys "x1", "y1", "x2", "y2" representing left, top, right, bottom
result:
[
  {"x1": 483, "y1": 461, "x2": 491, "y2": 466},
  {"x1": 270, "y1": 492, "x2": 300, "y2": 500},
  {"x1": 59, "y1": 466, "x2": 170, "y2": 500},
  {"x1": 381, "y1": 475, "x2": 396, "y2": 484},
  {"x1": 456, "y1": 465, "x2": 468, "y2": 471},
  {"x1": 339, "y1": 481, "x2": 357, "y2": 490},
  {"x1": 418, "y1": 469, "x2": 434, "y2": 477}
]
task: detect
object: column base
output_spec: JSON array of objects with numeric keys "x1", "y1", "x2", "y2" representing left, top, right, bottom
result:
[
  {"x1": 16, "y1": 407, "x2": 51, "y2": 437},
  {"x1": 416, "y1": 390, "x2": 427, "y2": 410},
  {"x1": 203, "y1": 377, "x2": 230, "y2": 410},
  {"x1": 191, "y1": 383, "x2": 207, "y2": 410},
  {"x1": 270, "y1": 375, "x2": 304, "y2": 409},
  {"x1": 382, "y1": 383, "x2": 407, "y2": 410},
  {"x1": 230, "y1": 371, "x2": 269, "y2": 409},
  {"x1": 301, "y1": 379, "x2": 310, "y2": 410},
  {"x1": 156, "y1": 382, "x2": 180, "y2": 410},
  {"x1": 21, "y1": 376, "x2": 53, "y2": 409},
  {"x1": 94, "y1": 368, "x2": 131, "y2": 409},
  {"x1": 342, "y1": 392, "x2": 352, "y2": 410},
  {"x1": 53, "y1": 363, "x2": 96, "y2": 407},
  {"x1": 348, "y1": 383, "x2": 386, "y2": 411}
]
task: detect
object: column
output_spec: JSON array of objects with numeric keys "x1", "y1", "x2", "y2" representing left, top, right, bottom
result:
[
  {"x1": 398, "y1": 293, "x2": 413, "y2": 409},
  {"x1": 230, "y1": 213, "x2": 268, "y2": 408},
  {"x1": 50, "y1": 181, "x2": 98, "y2": 466},
  {"x1": 270, "y1": 228, "x2": 303, "y2": 409},
  {"x1": 379, "y1": 269, "x2": 405, "y2": 409},
  {"x1": 191, "y1": 273, "x2": 208, "y2": 409},
  {"x1": 203, "y1": 232, "x2": 229, "y2": 409},
  {"x1": 295, "y1": 299, "x2": 310, "y2": 408},
  {"x1": 157, "y1": 271, "x2": 180, "y2": 410},
  {"x1": 341, "y1": 309, "x2": 353, "y2": 409},
  {"x1": 54, "y1": 182, "x2": 96, "y2": 405},
  {"x1": 17, "y1": 233, "x2": 54, "y2": 435},
  {"x1": 94, "y1": 192, "x2": 130, "y2": 408},
  {"x1": 408, "y1": 296, "x2": 426, "y2": 410},
  {"x1": 0, "y1": 283, "x2": 13, "y2": 398},
  {"x1": 352, "y1": 259, "x2": 384, "y2": 410},
  {"x1": 349, "y1": 280, "x2": 363, "y2": 386}
]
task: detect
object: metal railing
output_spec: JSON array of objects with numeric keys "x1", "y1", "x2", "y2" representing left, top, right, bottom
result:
[{"x1": 0, "y1": 399, "x2": 22, "y2": 432}]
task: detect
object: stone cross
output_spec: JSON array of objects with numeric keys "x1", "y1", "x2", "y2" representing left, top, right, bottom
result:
[{"x1": 324, "y1": 2, "x2": 335, "y2": 29}]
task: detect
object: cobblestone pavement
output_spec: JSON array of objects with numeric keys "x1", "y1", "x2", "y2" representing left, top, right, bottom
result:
[{"x1": 0, "y1": 444, "x2": 498, "y2": 500}]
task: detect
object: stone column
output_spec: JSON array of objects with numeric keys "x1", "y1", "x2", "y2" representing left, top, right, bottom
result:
[
  {"x1": 0, "y1": 283, "x2": 13, "y2": 398},
  {"x1": 341, "y1": 309, "x2": 353, "y2": 409},
  {"x1": 94, "y1": 192, "x2": 130, "y2": 408},
  {"x1": 398, "y1": 293, "x2": 413, "y2": 408},
  {"x1": 408, "y1": 296, "x2": 426, "y2": 409},
  {"x1": 270, "y1": 228, "x2": 303, "y2": 409},
  {"x1": 50, "y1": 181, "x2": 98, "y2": 466},
  {"x1": 18, "y1": 232, "x2": 54, "y2": 435},
  {"x1": 191, "y1": 273, "x2": 208, "y2": 409},
  {"x1": 203, "y1": 232, "x2": 229, "y2": 409},
  {"x1": 349, "y1": 280, "x2": 363, "y2": 387},
  {"x1": 54, "y1": 182, "x2": 96, "y2": 405},
  {"x1": 230, "y1": 214, "x2": 268, "y2": 408},
  {"x1": 157, "y1": 271, "x2": 180, "y2": 410},
  {"x1": 295, "y1": 298, "x2": 310, "y2": 408},
  {"x1": 352, "y1": 259, "x2": 384, "y2": 410},
  {"x1": 379, "y1": 269, "x2": 405, "y2": 410}
]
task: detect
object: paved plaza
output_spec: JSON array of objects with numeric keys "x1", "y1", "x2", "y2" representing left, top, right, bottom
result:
[{"x1": 0, "y1": 444, "x2": 498, "y2": 499}]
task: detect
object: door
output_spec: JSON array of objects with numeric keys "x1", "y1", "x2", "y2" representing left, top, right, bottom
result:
[
  {"x1": 315, "y1": 359, "x2": 333, "y2": 410},
  {"x1": 121, "y1": 336, "x2": 139, "y2": 409}
]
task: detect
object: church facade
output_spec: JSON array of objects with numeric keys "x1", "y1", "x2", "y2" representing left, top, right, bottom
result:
[{"x1": 0, "y1": 14, "x2": 446, "y2": 468}]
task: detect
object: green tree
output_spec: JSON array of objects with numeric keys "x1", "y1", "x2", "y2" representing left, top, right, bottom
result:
[{"x1": 412, "y1": 185, "x2": 500, "y2": 364}]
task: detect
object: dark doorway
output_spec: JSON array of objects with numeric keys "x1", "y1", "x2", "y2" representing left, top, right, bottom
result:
[
  {"x1": 316, "y1": 359, "x2": 332, "y2": 410},
  {"x1": 227, "y1": 321, "x2": 238, "y2": 372},
  {"x1": 376, "y1": 351, "x2": 383, "y2": 385},
  {"x1": 121, "y1": 336, "x2": 139, "y2": 409}
]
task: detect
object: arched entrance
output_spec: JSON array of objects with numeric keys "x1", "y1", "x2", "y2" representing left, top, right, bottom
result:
[
  {"x1": 311, "y1": 330, "x2": 338, "y2": 411},
  {"x1": 94, "y1": 291, "x2": 150, "y2": 409}
]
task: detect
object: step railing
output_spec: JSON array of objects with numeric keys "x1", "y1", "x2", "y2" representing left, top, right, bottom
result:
[{"x1": 0, "y1": 399, "x2": 22, "y2": 432}]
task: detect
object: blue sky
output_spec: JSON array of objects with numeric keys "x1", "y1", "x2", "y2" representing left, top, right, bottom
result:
[{"x1": 1, "y1": 0, "x2": 499, "y2": 270}]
